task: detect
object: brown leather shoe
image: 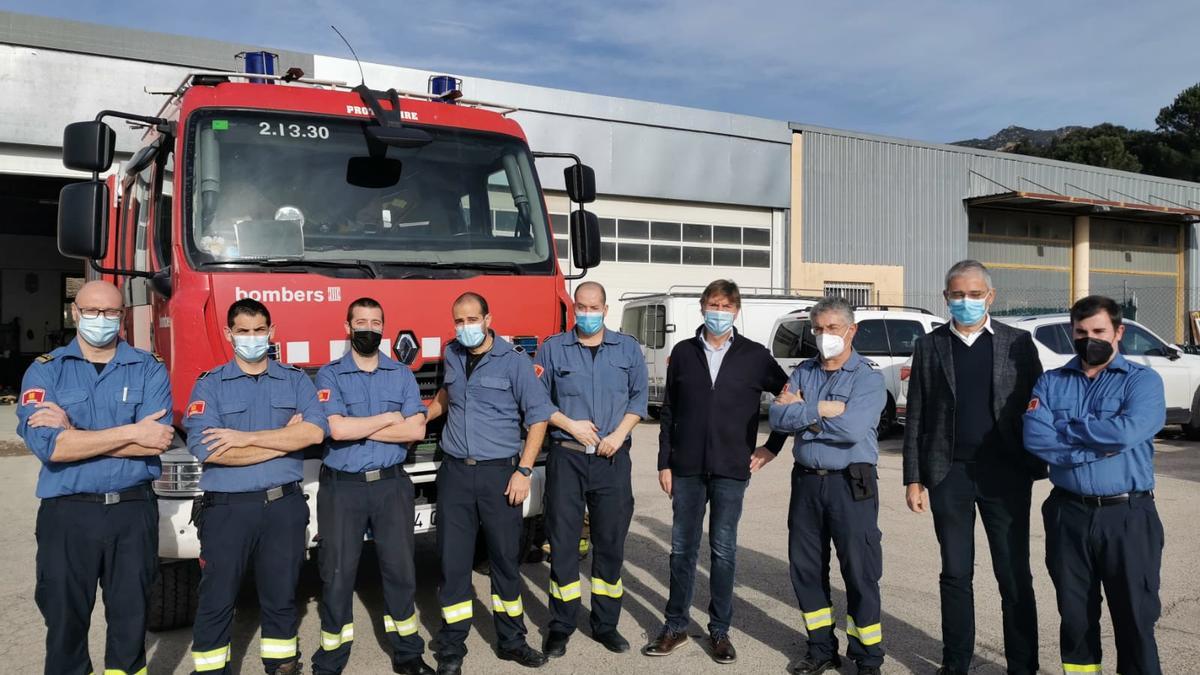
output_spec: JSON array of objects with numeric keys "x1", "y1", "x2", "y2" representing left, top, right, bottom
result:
[
  {"x1": 710, "y1": 634, "x2": 737, "y2": 664},
  {"x1": 643, "y1": 628, "x2": 688, "y2": 656}
]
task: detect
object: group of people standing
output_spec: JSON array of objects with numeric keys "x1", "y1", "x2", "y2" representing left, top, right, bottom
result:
[{"x1": 17, "y1": 261, "x2": 1166, "y2": 675}]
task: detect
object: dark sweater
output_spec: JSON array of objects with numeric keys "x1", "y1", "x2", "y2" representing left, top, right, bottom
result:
[
  {"x1": 657, "y1": 327, "x2": 789, "y2": 480},
  {"x1": 951, "y1": 331, "x2": 996, "y2": 462}
]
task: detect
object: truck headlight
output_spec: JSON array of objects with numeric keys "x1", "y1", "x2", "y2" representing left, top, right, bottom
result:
[{"x1": 154, "y1": 448, "x2": 203, "y2": 497}]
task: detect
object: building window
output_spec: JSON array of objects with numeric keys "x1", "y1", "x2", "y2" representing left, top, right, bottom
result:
[
  {"x1": 743, "y1": 228, "x2": 770, "y2": 246},
  {"x1": 824, "y1": 281, "x2": 873, "y2": 305},
  {"x1": 713, "y1": 226, "x2": 741, "y2": 244},
  {"x1": 618, "y1": 219, "x2": 649, "y2": 239},
  {"x1": 713, "y1": 248, "x2": 741, "y2": 266},
  {"x1": 743, "y1": 249, "x2": 771, "y2": 268},
  {"x1": 554, "y1": 237, "x2": 568, "y2": 260},
  {"x1": 601, "y1": 242, "x2": 616, "y2": 261},
  {"x1": 599, "y1": 217, "x2": 616, "y2": 238},
  {"x1": 682, "y1": 247, "x2": 712, "y2": 265},
  {"x1": 683, "y1": 223, "x2": 712, "y2": 243},
  {"x1": 651, "y1": 221, "x2": 681, "y2": 241},
  {"x1": 618, "y1": 243, "x2": 649, "y2": 263},
  {"x1": 651, "y1": 245, "x2": 681, "y2": 264},
  {"x1": 550, "y1": 213, "x2": 568, "y2": 235}
]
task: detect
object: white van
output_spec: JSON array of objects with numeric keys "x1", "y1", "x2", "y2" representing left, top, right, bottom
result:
[
  {"x1": 768, "y1": 306, "x2": 944, "y2": 433},
  {"x1": 620, "y1": 287, "x2": 818, "y2": 414}
]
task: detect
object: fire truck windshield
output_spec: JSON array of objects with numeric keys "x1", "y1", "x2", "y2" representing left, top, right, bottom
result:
[{"x1": 186, "y1": 111, "x2": 554, "y2": 276}]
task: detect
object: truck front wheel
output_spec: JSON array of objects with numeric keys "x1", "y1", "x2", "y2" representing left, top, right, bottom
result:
[{"x1": 147, "y1": 560, "x2": 201, "y2": 632}]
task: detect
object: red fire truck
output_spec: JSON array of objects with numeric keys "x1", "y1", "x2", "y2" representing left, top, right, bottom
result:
[{"x1": 56, "y1": 55, "x2": 601, "y2": 629}]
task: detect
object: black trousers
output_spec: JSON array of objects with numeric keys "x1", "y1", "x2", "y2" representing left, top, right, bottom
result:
[
  {"x1": 1044, "y1": 489, "x2": 1163, "y2": 675},
  {"x1": 788, "y1": 465, "x2": 884, "y2": 668},
  {"x1": 545, "y1": 446, "x2": 633, "y2": 635},
  {"x1": 433, "y1": 458, "x2": 527, "y2": 660},
  {"x1": 35, "y1": 492, "x2": 158, "y2": 675},
  {"x1": 312, "y1": 467, "x2": 424, "y2": 674},
  {"x1": 191, "y1": 488, "x2": 308, "y2": 674},
  {"x1": 928, "y1": 461, "x2": 1039, "y2": 674}
]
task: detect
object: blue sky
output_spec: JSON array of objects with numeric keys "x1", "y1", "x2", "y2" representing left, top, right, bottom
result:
[{"x1": 4, "y1": 1, "x2": 1197, "y2": 142}]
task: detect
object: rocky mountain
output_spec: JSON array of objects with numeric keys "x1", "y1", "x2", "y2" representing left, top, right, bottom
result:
[{"x1": 953, "y1": 125, "x2": 1084, "y2": 152}]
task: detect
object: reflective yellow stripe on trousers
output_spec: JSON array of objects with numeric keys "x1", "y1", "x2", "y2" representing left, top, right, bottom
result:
[
  {"x1": 591, "y1": 577, "x2": 624, "y2": 598},
  {"x1": 321, "y1": 623, "x2": 354, "y2": 651},
  {"x1": 97, "y1": 669, "x2": 149, "y2": 675},
  {"x1": 1062, "y1": 664, "x2": 1102, "y2": 673},
  {"x1": 192, "y1": 644, "x2": 232, "y2": 672},
  {"x1": 442, "y1": 600, "x2": 474, "y2": 623},
  {"x1": 260, "y1": 636, "x2": 298, "y2": 659},
  {"x1": 846, "y1": 616, "x2": 882, "y2": 646},
  {"x1": 550, "y1": 580, "x2": 582, "y2": 602},
  {"x1": 491, "y1": 594, "x2": 525, "y2": 617},
  {"x1": 803, "y1": 606, "x2": 834, "y2": 631},
  {"x1": 385, "y1": 614, "x2": 420, "y2": 636}
]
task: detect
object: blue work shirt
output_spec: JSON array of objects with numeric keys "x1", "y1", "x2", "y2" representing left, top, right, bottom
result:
[
  {"x1": 316, "y1": 351, "x2": 427, "y2": 472},
  {"x1": 533, "y1": 327, "x2": 649, "y2": 443},
  {"x1": 184, "y1": 358, "x2": 329, "y2": 492},
  {"x1": 768, "y1": 351, "x2": 886, "y2": 469},
  {"x1": 440, "y1": 334, "x2": 556, "y2": 460},
  {"x1": 17, "y1": 339, "x2": 171, "y2": 499},
  {"x1": 1023, "y1": 354, "x2": 1163, "y2": 496}
]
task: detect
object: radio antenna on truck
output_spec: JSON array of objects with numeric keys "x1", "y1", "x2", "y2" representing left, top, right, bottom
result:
[{"x1": 330, "y1": 24, "x2": 366, "y2": 87}]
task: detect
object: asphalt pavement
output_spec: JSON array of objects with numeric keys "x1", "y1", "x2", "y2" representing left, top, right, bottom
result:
[{"x1": 0, "y1": 419, "x2": 1197, "y2": 674}]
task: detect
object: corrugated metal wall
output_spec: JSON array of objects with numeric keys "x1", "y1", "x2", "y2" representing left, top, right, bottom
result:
[{"x1": 798, "y1": 125, "x2": 1200, "y2": 312}]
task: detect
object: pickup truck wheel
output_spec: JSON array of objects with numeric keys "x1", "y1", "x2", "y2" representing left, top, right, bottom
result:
[
  {"x1": 147, "y1": 560, "x2": 200, "y2": 632},
  {"x1": 877, "y1": 394, "x2": 897, "y2": 440},
  {"x1": 1184, "y1": 389, "x2": 1200, "y2": 440}
]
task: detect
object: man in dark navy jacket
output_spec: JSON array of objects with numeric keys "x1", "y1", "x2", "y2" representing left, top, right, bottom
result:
[{"x1": 644, "y1": 279, "x2": 789, "y2": 665}]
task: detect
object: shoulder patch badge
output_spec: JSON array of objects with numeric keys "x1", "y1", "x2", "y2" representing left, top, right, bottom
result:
[
  {"x1": 35, "y1": 353, "x2": 54, "y2": 364},
  {"x1": 533, "y1": 364, "x2": 545, "y2": 379},
  {"x1": 21, "y1": 388, "x2": 46, "y2": 405},
  {"x1": 1026, "y1": 397, "x2": 1039, "y2": 413},
  {"x1": 187, "y1": 400, "x2": 207, "y2": 417},
  {"x1": 317, "y1": 389, "x2": 331, "y2": 402}
]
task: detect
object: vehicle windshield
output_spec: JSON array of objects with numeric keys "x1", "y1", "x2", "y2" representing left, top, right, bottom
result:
[{"x1": 186, "y1": 110, "x2": 553, "y2": 275}]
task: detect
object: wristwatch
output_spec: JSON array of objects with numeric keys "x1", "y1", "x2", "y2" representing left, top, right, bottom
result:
[{"x1": 516, "y1": 465, "x2": 533, "y2": 477}]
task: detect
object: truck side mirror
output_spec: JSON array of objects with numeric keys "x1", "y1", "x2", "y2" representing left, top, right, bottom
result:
[
  {"x1": 570, "y1": 209, "x2": 601, "y2": 270},
  {"x1": 63, "y1": 121, "x2": 116, "y2": 173},
  {"x1": 58, "y1": 181, "x2": 109, "y2": 260},
  {"x1": 564, "y1": 164, "x2": 596, "y2": 204}
]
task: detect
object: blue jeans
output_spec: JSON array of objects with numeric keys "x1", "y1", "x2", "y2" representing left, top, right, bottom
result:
[{"x1": 664, "y1": 474, "x2": 748, "y2": 637}]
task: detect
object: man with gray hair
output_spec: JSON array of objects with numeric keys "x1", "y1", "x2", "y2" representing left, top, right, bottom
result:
[
  {"x1": 770, "y1": 297, "x2": 887, "y2": 675},
  {"x1": 902, "y1": 260, "x2": 1044, "y2": 675}
]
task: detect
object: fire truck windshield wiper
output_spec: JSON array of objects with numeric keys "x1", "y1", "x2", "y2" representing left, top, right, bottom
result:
[
  {"x1": 200, "y1": 258, "x2": 379, "y2": 278},
  {"x1": 420, "y1": 261, "x2": 525, "y2": 275}
]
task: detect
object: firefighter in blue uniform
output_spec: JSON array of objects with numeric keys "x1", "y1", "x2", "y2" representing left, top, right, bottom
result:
[
  {"x1": 184, "y1": 299, "x2": 328, "y2": 675},
  {"x1": 17, "y1": 280, "x2": 174, "y2": 675},
  {"x1": 769, "y1": 297, "x2": 887, "y2": 675},
  {"x1": 425, "y1": 292, "x2": 556, "y2": 675},
  {"x1": 1024, "y1": 295, "x2": 1165, "y2": 675},
  {"x1": 311, "y1": 297, "x2": 434, "y2": 675},
  {"x1": 533, "y1": 281, "x2": 647, "y2": 658}
]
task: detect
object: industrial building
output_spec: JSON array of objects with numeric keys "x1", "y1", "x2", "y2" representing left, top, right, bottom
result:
[{"x1": 1, "y1": 8, "x2": 1199, "y2": 387}]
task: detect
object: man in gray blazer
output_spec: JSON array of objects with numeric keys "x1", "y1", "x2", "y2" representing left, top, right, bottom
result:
[{"x1": 902, "y1": 260, "x2": 1045, "y2": 675}]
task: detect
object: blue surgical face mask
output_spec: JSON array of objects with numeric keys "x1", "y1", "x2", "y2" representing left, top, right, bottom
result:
[
  {"x1": 948, "y1": 298, "x2": 988, "y2": 326},
  {"x1": 704, "y1": 310, "x2": 735, "y2": 336},
  {"x1": 77, "y1": 315, "x2": 121, "y2": 347},
  {"x1": 233, "y1": 334, "x2": 270, "y2": 362},
  {"x1": 456, "y1": 322, "x2": 487, "y2": 348},
  {"x1": 575, "y1": 312, "x2": 605, "y2": 336}
]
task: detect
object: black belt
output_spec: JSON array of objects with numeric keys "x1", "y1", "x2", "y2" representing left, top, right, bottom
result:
[
  {"x1": 1052, "y1": 486, "x2": 1153, "y2": 507},
  {"x1": 56, "y1": 483, "x2": 152, "y2": 505},
  {"x1": 554, "y1": 439, "x2": 631, "y2": 454},
  {"x1": 322, "y1": 464, "x2": 406, "y2": 482},
  {"x1": 796, "y1": 465, "x2": 848, "y2": 476},
  {"x1": 442, "y1": 455, "x2": 517, "y2": 467},
  {"x1": 204, "y1": 481, "x2": 301, "y2": 505}
]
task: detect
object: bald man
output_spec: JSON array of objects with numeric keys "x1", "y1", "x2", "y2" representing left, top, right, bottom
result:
[{"x1": 17, "y1": 280, "x2": 174, "y2": 675}]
